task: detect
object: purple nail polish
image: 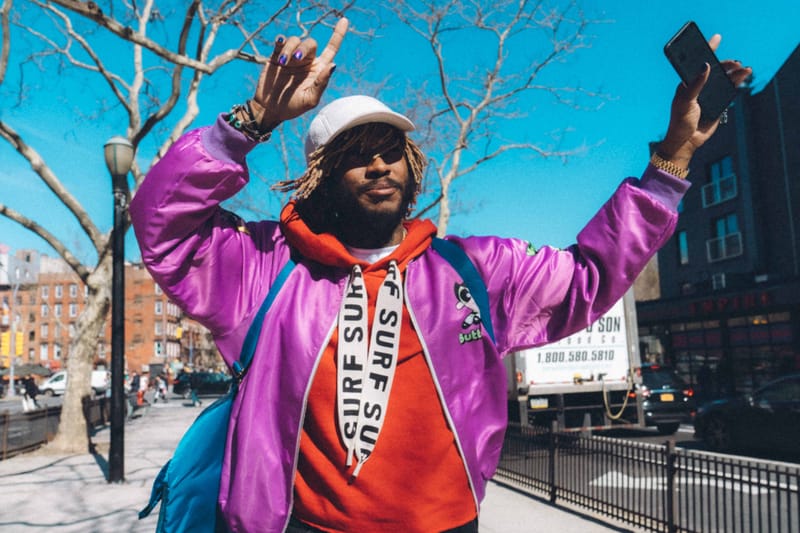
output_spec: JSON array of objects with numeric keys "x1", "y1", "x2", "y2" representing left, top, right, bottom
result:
[
  {"x1": 276, "y1": 36, "x2": 285, "y2": 45},
  {"x1": 278, "y1": 54, "x2": 287, "y2": 66},
  {"x1": 293, "y1": 50, "x2": 303, "y2": 60}
]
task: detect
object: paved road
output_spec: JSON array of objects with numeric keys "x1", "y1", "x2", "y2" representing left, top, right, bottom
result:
[{"x1": 0, "y1": 398, "x2": 636, "y2": 532}]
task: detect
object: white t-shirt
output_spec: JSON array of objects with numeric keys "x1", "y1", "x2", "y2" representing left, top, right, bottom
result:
[{"x1": 345, "y1": 244, "x2": 399, "y2": 265}]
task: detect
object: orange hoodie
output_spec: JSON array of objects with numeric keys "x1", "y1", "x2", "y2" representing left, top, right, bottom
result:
[{"x1": 280, "y1": 202, "x2": 477, "y2": 533}]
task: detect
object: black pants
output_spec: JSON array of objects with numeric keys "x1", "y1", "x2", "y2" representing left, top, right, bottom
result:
[{"x1": 286, "y1": 515, "x2": 479, "y2": 533}]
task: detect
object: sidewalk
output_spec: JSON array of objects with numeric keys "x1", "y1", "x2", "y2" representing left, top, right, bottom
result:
[{"x1": 0, "y1": 399, "x2": 634, "y2": 532}]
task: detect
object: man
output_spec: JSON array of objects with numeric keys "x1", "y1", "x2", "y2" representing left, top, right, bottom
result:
[{"x1": 130, "y1": 18, "x2": 750, "y2": 533}]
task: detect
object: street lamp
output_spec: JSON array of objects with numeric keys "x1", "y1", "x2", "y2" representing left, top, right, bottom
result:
[{"x1": 104, "y1": 135, "x2": 134, "y2": 483}]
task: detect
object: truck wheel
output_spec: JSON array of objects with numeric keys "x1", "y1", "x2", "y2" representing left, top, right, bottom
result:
[
  {"x1": 43, "y1": 389, "x2": 55, "y2": 397},
  {"x1": 656, "y1": 423, "x2": 680, "y2": 435}
]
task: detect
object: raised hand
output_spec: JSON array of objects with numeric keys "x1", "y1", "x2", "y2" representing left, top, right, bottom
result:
[
  {"x1": 659, "y1": 34, "x2": 752, "y2": 167},
  {"x1": 249, "y1": 18, "x2": 350, "y2": 131}
]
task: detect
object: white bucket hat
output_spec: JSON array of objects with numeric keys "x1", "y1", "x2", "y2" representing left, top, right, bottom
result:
[{"x1": 304, "y1": 95, "x2": 415, "y2": 160}]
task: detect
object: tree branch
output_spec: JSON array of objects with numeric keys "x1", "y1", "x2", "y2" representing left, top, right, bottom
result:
[
  {"x1": 0, "y1": 202, "x2": 92, "y2": 281},
  {"x1": 0, "y1": 0, "x2": 11, "y2": 86},
  {"x1": 0, "y1": 119, "x2": 104, "y2": 249},
  {"x1": 47, "y1": 0, "x2": 219, "y2": 73}
]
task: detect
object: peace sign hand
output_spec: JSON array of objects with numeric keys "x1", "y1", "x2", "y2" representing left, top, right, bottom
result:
[{"x1": 249, "y1": 18, "x2": 349, "y2": 132}]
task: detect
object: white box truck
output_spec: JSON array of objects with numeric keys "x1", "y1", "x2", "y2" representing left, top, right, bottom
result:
[{"x1": 507, "y1": 289, "x2": 644, "y2": 431}]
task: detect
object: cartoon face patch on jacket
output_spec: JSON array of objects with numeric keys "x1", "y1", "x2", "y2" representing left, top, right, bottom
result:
[
  {"x1": 454, "y1": 282, "x2": 482, "y2": 328},
  {"x1": 454, "y1": 282, "x2": 485, "y2": 344}
]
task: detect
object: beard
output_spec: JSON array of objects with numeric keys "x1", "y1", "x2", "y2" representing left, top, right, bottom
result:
[{"x1": 326, "y1": 176, "x2": 416, "y2": 248}]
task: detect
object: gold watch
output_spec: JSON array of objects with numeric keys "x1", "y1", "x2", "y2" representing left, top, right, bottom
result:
[{"x1": 650, "y1": 152, "x2": 689, "y2": 179}]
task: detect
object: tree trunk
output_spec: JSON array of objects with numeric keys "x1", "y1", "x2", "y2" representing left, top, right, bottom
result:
[{"x1": 47, "y1": 256, "x2": 112, "y2": 453}]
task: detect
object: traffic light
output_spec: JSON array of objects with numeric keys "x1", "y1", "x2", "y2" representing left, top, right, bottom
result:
[
  {"x1": 15, "y1": 331, "x2": 23, "y2": 356},
  {"x1": 0, "y1": 331, "x2": 9, "y2": 357}
]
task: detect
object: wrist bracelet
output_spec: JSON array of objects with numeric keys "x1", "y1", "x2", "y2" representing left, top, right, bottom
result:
[
  {"x1": 226, "y1": 100, "x2": 272, "y2": 143},
  {"x1": 650, "y1": 152, "x2": 689, "y2": 179}
]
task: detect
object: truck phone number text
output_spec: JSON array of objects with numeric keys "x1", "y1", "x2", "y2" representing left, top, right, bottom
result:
[{"x1": 537, "y1": 349, "x2": 616, "y2": 363}]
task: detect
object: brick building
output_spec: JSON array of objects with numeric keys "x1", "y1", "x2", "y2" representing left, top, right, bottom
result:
[{"x1": 1, "y1": 248, "x2": 217, "y2": 375}]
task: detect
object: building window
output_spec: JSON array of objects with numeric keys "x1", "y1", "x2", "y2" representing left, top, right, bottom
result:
[
  {"x1": 39, "y1": 343, "x2": 49, "y2": 361},
  {"x1": 155, "y1": 285, "x2": 163, "y2": 295},
  {"x1": 41, "y1": 304, "x2": 49, "y2": 318},
  {"x1": 702, "y1": 156, "x2": 737, "y2": 207},
  {"x1": 678, "y1": 231, "x2": 689, "y2": 265},
  {"x1": 155, "y1": 321, "x2": 163, "y2": 335},
  {"x1": 707, "y1": 213, "x2": 742, "y2": 262},
  {"x1": 54, "y1": 343, "x2": 62, "y2": 360},
  {"x1": 41, "y1": 324, "x2": 48, "y2": 339},
  {"x1": 55, "y1": 285, "x2": 63, "y2": 298},
  {"x1": 41, "y1": 286, "x2": 49, "y2": 299},
  {"x1": 69, "y1": 284, "x2": 78, "y2": 298},
  {"x1": 69, "y1": 303, "x2": 78, "y2": 317},
  {"x1": 54, "y1": 303, "x2": 62, "y2": 318},
  {"x1": 155, "y1": 301, "x2": 163, "y2": 315}
]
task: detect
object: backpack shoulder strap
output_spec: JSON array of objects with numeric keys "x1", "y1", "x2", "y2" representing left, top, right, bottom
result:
[
  {"x1": 431, "y1": 237, "x2": 495, "y2": 343},
  {"x1": 232, "y1": 258, "x2": 296, "y2": 379}
]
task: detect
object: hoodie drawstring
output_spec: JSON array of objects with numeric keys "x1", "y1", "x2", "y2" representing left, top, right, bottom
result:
[{"x1": 336, "y1": 261, "x2": 403, "y2": 477}]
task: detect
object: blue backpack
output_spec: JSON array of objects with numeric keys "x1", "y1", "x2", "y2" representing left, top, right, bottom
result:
[{"x1": 139, "y1": 238, "x2": 493, "y2": 532}]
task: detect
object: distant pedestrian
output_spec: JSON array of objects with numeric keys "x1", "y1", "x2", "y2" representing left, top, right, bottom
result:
[
  {"x1": 696, "y1": 363, "x2": 713, "y2": 404},
  {"x1": 22, "y1": 375, "x2": 40, "y2": 411},
  {"x1": 152, "y1": 375, "x2": 162, "y2": 403},
  {"x1": 131, "y1": 371, "x2": 141, "y2": 393},
  {"x1": 189, "y1": 373, "x2": 203, "y2": 407},
  {"x1": 158, "y1": 373, "x2": 169, "y2": 402}
]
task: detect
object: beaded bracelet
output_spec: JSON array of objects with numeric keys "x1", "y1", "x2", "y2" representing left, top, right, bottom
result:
[{"x1": 226, "y1": 100, "x2": 273, "y2": 143}]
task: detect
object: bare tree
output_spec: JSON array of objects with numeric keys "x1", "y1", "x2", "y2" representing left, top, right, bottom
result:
[
  {"x1": 0, "y1": 0, "x2": 354, "y2": 453},
  {"x1": 0, "y1": 0, "x2": 605, "y2": 453},
  {"x1": 390, "y1": 0, "x2": 608, "y2": 233}
]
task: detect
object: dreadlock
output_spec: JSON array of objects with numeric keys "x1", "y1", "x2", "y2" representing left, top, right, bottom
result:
[{"x1": 272, "y1": 122, "x2": 426, "y2": 204}]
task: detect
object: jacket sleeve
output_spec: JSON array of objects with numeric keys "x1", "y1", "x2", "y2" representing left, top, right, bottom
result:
[
  {"x1": 129, "y1": 115, "x2": 291, "y2": 363},
  {"x1": 454, "y1": 165, "x2": 689, "y2": 356}
]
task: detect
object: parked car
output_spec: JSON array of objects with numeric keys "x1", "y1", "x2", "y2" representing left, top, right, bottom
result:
[
  {"x1": 39, "y1": 370, "x2": 110, "y2": 397},
  {"x1": 172, "y1": 371, "x2": 232, "y2": 398},
  {"x1": 638, "y1": 363, "x2": 697, "y2": 435},
  {"x1": 694, "y1": 374, "x2": 800, "y2": 454}
]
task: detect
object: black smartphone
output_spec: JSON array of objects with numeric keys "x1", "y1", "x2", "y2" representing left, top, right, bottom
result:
[{"x1": 664, "y1": 21, "x2": 737, "y2": 122}]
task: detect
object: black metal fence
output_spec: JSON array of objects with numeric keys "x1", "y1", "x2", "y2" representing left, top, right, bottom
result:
[
  {"x1": 496, "y1": 423, "x2": 800, "y2": 533},
  {"x1": 0, "y1": 397, "x2": 109, "y2": 460}
]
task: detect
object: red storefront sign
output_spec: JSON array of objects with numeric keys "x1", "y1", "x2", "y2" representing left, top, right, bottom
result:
[{"x1": 688, "y1": 291, "x2": 772, "y2": 316}]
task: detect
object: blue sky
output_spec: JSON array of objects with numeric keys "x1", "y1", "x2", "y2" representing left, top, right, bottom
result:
[{"x1": 1, "y1": 0, "x2": 798, "y2": 264}]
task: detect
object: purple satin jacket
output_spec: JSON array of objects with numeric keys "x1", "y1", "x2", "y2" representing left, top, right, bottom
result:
[{"x1": 130, "y1": 117, "x2": 688, "y2": 532}]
